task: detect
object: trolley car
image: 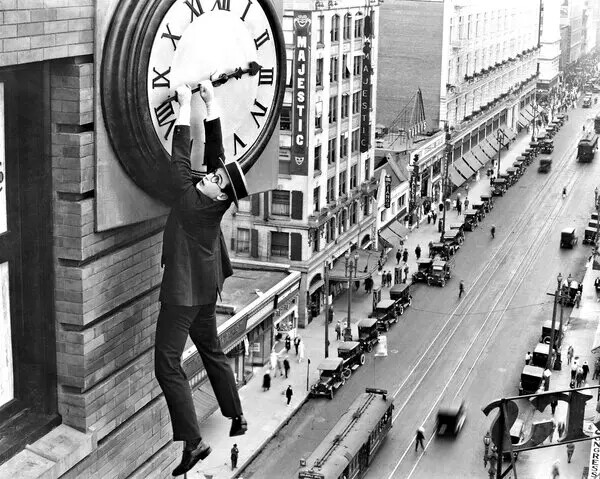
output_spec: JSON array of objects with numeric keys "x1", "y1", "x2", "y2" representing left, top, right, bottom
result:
[{"x1": 298, "y1": 388, "x2": 394, "y2": 479}]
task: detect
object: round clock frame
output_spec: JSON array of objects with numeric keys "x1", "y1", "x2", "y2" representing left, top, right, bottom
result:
[{"x1": 101, "y1": 0, "x2": 286, "y2": 204}]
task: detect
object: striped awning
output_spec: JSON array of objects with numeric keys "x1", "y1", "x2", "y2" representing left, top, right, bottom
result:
[
  {"x1": 448, "y1": 167, "x2": 466, "y2": 187},
  {"x1": 468, "y1": 150, "x2": 488, "y2": 168}
]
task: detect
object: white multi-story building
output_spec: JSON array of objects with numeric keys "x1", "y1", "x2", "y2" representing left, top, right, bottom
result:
[
  {"x1": 221, "y1": 0, "x2": 382, "y2": 327},
  {"x1": 539, "y1": 0, "x2": 562, "y2": 92}
]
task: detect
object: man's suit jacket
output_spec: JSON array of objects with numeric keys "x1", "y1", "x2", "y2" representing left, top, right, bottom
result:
[{"x1": 159, "y1": 120, "x2": 233, "y2": 306}]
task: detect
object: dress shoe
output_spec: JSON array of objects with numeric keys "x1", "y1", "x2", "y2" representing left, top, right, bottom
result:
[
  {"x1": 229, "y1": 415, "x2": 248, "y2": 437},
  {"x1": 172, "y1": 440, "x2": 211, "y2": 476}
]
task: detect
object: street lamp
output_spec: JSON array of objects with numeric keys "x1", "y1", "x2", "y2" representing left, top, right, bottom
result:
[
  {"x1": 440, "y1": 124, "x2": 452, "y2": 240},
  {"x1": 483, "y1": 431, "x2": 491, "y2": 466},
  {"x1": 496, "y1": 129, "x2": 502, "y2": 178},
  {"x1": 344, "y1": 250, "x2": 359, "y2": 341},
  {"x1": 546, "y1": 272, "x2": 563, "y2": 372}
]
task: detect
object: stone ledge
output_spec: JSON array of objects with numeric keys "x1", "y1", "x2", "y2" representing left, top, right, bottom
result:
[{"x1": 0, "y1": 425, "x2": 97, "y2": 479}]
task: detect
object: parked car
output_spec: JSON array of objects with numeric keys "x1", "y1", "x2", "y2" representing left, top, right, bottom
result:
[
  {"x1": 532, "y1": 342, "x2": 554, "y2": 369},
  {"x1": 429, "y1": 242, "x2": 451, "y2": 261},
  {"x1": 389, "y1": 283, "x2": 412, "y2": 315},
  {"x1": 584, "y1": 227, "x2": 597, "y2": 245},
  {"x1": 463, "y1": 210, "x2": 479, "y2": 231},
  {"x1": 519, "y1": 365, "x2": 544, "y2": 395},
  {"x1": 540, "y1": 138, "x2": 554, "y2": 154},
  {"x1": 480, "y1": 194, "x2": 494, "y2": 211},
  {"x1": 337, "y1": 341, "x2": 366, "y2": 372},
  {"x1": 540, "y1": 319, "x2": 565, "y2": 350},
  {"x1": 372, "y1": 299, "x2": 399, "y2": 331},
  {"x1": 412, "y1": 258, "x2": 434, "y2": 283},
  {"x1": 448, "y1": 222, "x2": 466, "y2": 239},
  {"x1": 470, "y1": 202, "x2": 486, "y2": 220},
  {"x1": 560, "y1": 227, "x2": 578, "y2": 248},
  {"x1": 436, "y1": 399, "x2": 466, "y2": 436},
  {"x1": 441, "y1": 229, "x2": 463, "y2": 254},
  {"x1": 427, "y1": 260, "x2": 451, "y2": 287},
  {"x1": 357, "y1": 318, "x2": 379, "y2": 352},
  {"x1": 492, "y1": 178, "x2": 507, "y2": 196},
  {"x1": 310, "y1": 357, "x2": 349, "y2": 399}
]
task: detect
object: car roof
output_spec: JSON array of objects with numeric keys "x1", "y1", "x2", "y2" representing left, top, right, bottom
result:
[
  {"x1": 432, "y1": 260, "x2": 447, "y2": 267},
  {"x1": 417, "y1": 258, "x2": 433, "y2": 264},
  {"x1": 376, "y1": 299, "x2": 396, "y2": 308},
  {"x1": 534, "y1": 343, "x2": 550, "y2": 354},
  {"x1": 561, "y1": 227, "x2": 576, "y2": 234},
  {"x1": 318, "y1": 357, "x2": 344, "y2": 370},
  {"x1": 337, "y1": 341, "x2": 361, "y2": 351},
  {"x1": 522, "y1": 365, "x2": 545, "y2": 377},
  {"x1": 358, "y1": 317, "x2": 378, "y2": 327},
  {"x1": 390, "y1": 283, "x2": 409, "y2": 293},
  {"x1": 438, "y1": 399, "x2": 464, "y2": 415}
]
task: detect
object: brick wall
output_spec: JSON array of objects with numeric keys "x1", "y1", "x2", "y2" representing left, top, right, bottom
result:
[
  {"x1": 0, "y1": 0, "x2": 93, "y2": 67},
  {"x1": 51, "y1": 59, "x2": 177, "y2": 477}
]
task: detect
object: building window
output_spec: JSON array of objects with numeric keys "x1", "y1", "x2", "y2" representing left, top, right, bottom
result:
[
  {"x1": 270, "y1": 232, "x2": 289, "y2": 257},
  {"x1": 327, "y1": 176, "x2": 335, "y2": 202},
  {"x1": 237, "y1": 228, "x2": 250, "y2": 253},
  {"x1": 342, "y1": 54, "x2": 350, "y2": 79},
  {"x1": 353, "y1": 55, "x2": 362, "y2": 76},
  {"x1": 338, "y1": 208, "x2": 347, "y2": 235},
  {"x1": 318, "y1": 15, "x2": 324, "y2": 44},
  {"x1": 316, "y1": 58, "x2": 323, "y2": 87},
  {"x1": 237, "y1": 197, "x2": 251, "y2": 213},
  {"x1": 326, "y1": 217, "x2": 335, "y2": 243},
  {"x1": 398, "y1": 194, "x2": 406, "y2": 208},
  {"x1": 340, "y1": 134, "x2": 348, "y2": 158},
  {"x1": 314, "y1": 144, "x2": 322, "y2": 172},
  {"x1": 328, "y1": 95, "x2": 338, "y2": 124},
  {"x1": 315, "y1": 115, "x2": 322, "y2": 130},
  {"x1": 354, "y1": 18, "x2": 363, "y2": 38},
  {"x1": 313, "y1": 186, "x2": 320, "y2": 212},
  {"x1": 328, "y1": 137, "x2": 337, "y2": 164},
  {"x1": 341, "y1": 94, "x2": 349, "y2": 119},
  {"x1": 331, "y1": 14, "x2": 339, "y2": 42},
  {"x1": 350, "y1": 201, "x2": 357, "y2": 224},
  {"x1": 350, "y1": 164, "x2": 357, "y2": 189},
  {"x1": 279, "y1": 149, "x2": 291, "y2": 175},
  {"x1": 280, "y1": 105, "x2": 291, "y2": 131},
  {"x1": 352, "y1": 91, "x2": 360, "y2": 114},
  {"x1": 364, "y1": 159, "x2": 370, "y2": 180},
  {"x1": 351, "y1": 129, "x2": 360, "y2": 152},
  {"x1": 338, "y1": 170, "x2": 347, "y2": 196},
  {"x1": 271, "y1": 190, "x2": 291, "y2": 217},
  {"x1": 329, "y1": 56, "x2": 338, "y2": 83},
  {"x1": 343, "y1": 13, "x2": 352, "y2": 39}
]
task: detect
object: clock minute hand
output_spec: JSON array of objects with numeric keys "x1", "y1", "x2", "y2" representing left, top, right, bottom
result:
[{"x1": 210, "y1": 61, "x2": 262, "y2": 87}]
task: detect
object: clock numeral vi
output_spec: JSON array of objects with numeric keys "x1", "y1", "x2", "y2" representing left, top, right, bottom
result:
[
  {"x1": 154, "y1": 100, "x2": 176, "y2": 140},
  {"x1": 258, "y1": 67, "x2": 274, "y2": 85},
  {"x1": 250, "y1": 99, "x2": 268, "y2": 128},
  {"x1": 152, "y1": 67, "x2": 171, "y2": 89},
  {"x1": 212, "y1": 0, "x2": 230, "y2": 11},
  {"x1": 233, "y1": 134, "x2": 247, "y2": 156},
  {"x1": 254, "y1": 30, "x2": 270, "y2": 50},
  {"x1": 240, "y1": 0, "x2": 252, "y2": 21},
  {"x1": 184, "y1": 0, "x2": 205, "y2": 21},
  {"x1": 161, "y1": 24, "x2": 181, "y2": 51}
]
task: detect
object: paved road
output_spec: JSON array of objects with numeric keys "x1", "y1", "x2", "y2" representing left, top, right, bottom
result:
[{"x1": 241, "y1": 105, "x2": 600, "y2": 479}]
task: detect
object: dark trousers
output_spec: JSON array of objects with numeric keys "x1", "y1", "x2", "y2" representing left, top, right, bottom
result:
[
  {"x1": 415, "y1": 437, "x2": 424, "y2": 451},
  {"x1": 155, "y1": 302, "x2": 242, "y2": 441}
]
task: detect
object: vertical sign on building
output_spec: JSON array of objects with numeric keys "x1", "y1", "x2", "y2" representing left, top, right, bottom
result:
[
  {"x1": 0, "y1": 83, "x2": 6, "y2": 234},
  {"x1": 290, "y1": 12, "x2": 311, "y2": 176},
  {"x1": 384, "y1": 175, "x2": 391, "y2": 208},
  {"x1": 0, "y1": 262, "x2": 13, "y2": 407},
  {"x1": 360, "y1": 42, "x2": 372, "y2": 153}
]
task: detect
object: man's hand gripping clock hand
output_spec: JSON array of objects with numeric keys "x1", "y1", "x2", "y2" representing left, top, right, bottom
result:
[
  {"x1": 175, "y1": 84, "x2": 192, "y2": 126},
  {"x1": 199, "y1": 79, "x2": 219, "y2": 120}
]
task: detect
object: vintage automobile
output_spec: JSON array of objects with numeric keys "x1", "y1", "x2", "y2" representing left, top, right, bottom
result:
[
  {"x1": 560, "y1": 279, "x2": 580, "y2": 306},
  {"x1": 541, "y1": 319, "x2": 565, "y2": 350},
  {"x1": 429, "y1": 242, "x2": 451, "y2": 261},
  {"x1": 529, "y1": 141, "x2": 539, "y2": 151},
  {"x1": 560, "y1": 227, "x2": 578, "y2": 248},
  {"x1": 337, "y1": 341, "x2": 366, "y2": 372},
  {"x1": 492, "y1": 178, "x2": 507, "y2": 196},
  {"x1": 463, "y1": 210, "x2": 479, "y2": 231},
  {"x1": 589, "y1": 219, "x2": 598, "y2": 230},
  {"x1": 357, "y1": 318, "x2": 379, "y2": 352},
  {"x1": 448, "y1": 222, "x2": 466, "y2": 239},
  {"x1": 584, "y1": 226, "x2": 597, "y2": 245},
  {"x1": 506, "y1": 167, "x2": 519, "y2": 181},
  {"x1": 480, "y1": 194, "x2": 494, "y2": 211},
  {"x1": 532, "y1": 342, "x2": 554, "y2": 369},
  {"x1": 519, "y1": 365, "x2": 544, "y2": 395},
  {"x1": 557, "y1": 113, "x2": 567, "y2": 124},
  {"x1": 470, "y1": 201, "x2": 486, "y2": 220},
  {"x1": 372, "y1": 299, "x2": 399, "y2": 331},
  {"x1": 389, "y1": 283, "x2": 412, "y2": 314},
  {"x1": 583, "y1": 95, "x2": 593, "y2": 108},
  {"x1": 498, "y1": 172, "x2": 513, "y2": 187},
  {"x1": 524, "y1": 147, "x2": 536, "y2": 159},
  {"x1": 538, "y1": 156, "x2": 552, "y2": 173},
  {"x1": 540, "y1": 138, "x2": 554, "y2": 154},
  {"x1": 512, "y1": 161, "x2": 525, "y2": 176},
  {"x1": 593, "y1": 212, "x2": 599, "y2": 222},
  {"x1": 412, "y1": 258, "x2": 434, "y2": 283},
  {"x1": 310, "y1": 357, "x2": 349, "y2": 399},
  {"x1": 436, "y1": 399, "x2": 466, "y2": 436},
  {"x1": 427, "y1": 260, "x2": 451, "y2": 287},
  {"x1": 441, "y1": 229, "x2": 463, "y2": 254},
  {"x1": 546, "y1": 124, "x2": 557, "y2": 138}
]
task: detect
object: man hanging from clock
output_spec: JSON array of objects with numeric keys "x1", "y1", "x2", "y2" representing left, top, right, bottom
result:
[{"x1": 155, "y1": 81, "x2": 249, "y2": 477}]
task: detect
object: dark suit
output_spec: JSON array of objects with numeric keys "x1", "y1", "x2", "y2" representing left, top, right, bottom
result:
[{"x1": 155, "y1": 121, "x2": 242, "y2": 442}]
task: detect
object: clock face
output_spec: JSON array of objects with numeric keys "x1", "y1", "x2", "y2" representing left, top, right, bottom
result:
[{"x1": 101, "y1": 0, "x2": 285, "y2": 204}]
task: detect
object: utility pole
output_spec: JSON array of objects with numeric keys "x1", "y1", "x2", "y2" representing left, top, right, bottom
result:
[
  {"x1": 496, "y1": 129, "x2": 502, "y2": 178},
  {"x1": 440, "y1": 123, "x2": 452, "y2": 240},
  {"x1": 546, "y1": 273, "x2": 563, "y2": 371},
  {"x1": 343, "y1": 251, "x2": 358, "y2": 341},
  {"x1": 324, "y1": 261, "x2": 330, "y2": 358}
]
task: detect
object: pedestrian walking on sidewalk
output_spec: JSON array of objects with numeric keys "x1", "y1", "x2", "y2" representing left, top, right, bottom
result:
[
  {"x1": 491, "y1": 225, "x2": 496, "y2": 239},
  {"x1": 487, "y1": 448, "x2": 497, "y2": 479},
  {"x1": 551, "y1": 397, "x2": 558, "y2": 415},
  {"x1": 464, "y1": 197, "x2": 469, "y2": 210},
  {"x1": 388, "y1": 270, "x2": 394, "y2": 287},
  {"x1": 566, "y1": 443, "x2": 575, "y2": 463},
  {"x1": 415, "y1": 426, "x2": 425, "y2": 452},
  {"x1": 432, "y1": 210, "x2": 437, "y2": 223},
  {"x1": 593, "y1": 357, "x2": 600, "y2": 380},
  {"x1": 285, "y1": 385, "x2": 293, "y2": 405},
  {"x1": 403, "y1": 249, "x2": 409, "y2": 263},
  {"x1": 294, "y1": 336, "x2": 300, "y2": 356},
  {"x1": 576, "y1": 365, "x2": 584, "y2": 387},
  {"x1": 262, "y1": 369, "x2": 271, "y2": 391},
  {"x1": 327, "y1": 305, "x2": 334, "y2": 324},
  {"x1": 283, "y1": 357, "x2": 291, "y2": 378},
  {"x1": 231, "y1": 444, "x2": 239, "y2": 470},
  {"x1": 567, "y1": 345, "x2": 574, "y2": 365},
  {"x1": 525, "y1": 351, "x2": 532, "y2": 365},
  {"x1": 382, "y1": 270, "x2": 388, "y2": 287},
  {"x1": 298, "y1": 339, "x2": 305, "y2": 363},
  {"x1": 459, "y1": 280, "x2": 465, "y2": 299},
  {"x1": 403, "y1": 264, "x2": 409, "y2": 284},
  {"x1": 335, "y1": 321, "x2": 342, "y2": 340},
  {"x1": 582, "y1": 361, "x2": 590, "y2": 382},
  {"x1": 396, "y1": 250, "x2": 401, "y2": 264},
  {"x1": 456, "y1": 199, "x2": 462, "y2": 216},
  {"x1": 415, "y1": 244, "x2": 421, "y2": 260},
  {"x1": 575, "y1": 290, "x2": 581, "y2": 308},
  {"x1": 551, "y1": 460, "x2": 560, "y2": 479},
  {"x1": 427, "y1": 211, "x2": 432, "y2": 224},
  {"x1": 285, "y1": 335, "x2": 291, "y2": 353}
]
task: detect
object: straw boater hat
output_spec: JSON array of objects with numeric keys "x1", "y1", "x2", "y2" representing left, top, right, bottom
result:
[{"x1": 218, "y1": 159, "x2": 249, "y2": 206}]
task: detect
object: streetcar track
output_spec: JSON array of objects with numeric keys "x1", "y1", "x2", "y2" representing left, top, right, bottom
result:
[{"x1": 381, "y1": 127, "x2": 584, "y2": 478}]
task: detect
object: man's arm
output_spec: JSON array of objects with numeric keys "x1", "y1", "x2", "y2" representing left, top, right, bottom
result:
[
  {"x1": 169, "y1": 85, "x2": 195, "y2": 196},
  {"x1": 200, "y1": 82, "x2": 226, "y2": 171}
]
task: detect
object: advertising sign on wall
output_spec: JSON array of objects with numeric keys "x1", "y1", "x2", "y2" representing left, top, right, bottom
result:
[
  {"x1": 290, "y1": 11, "x2": 311, "y2": 176},
  {"x1": 360, "y1": 42, "x2": 372, "y2": 153}
]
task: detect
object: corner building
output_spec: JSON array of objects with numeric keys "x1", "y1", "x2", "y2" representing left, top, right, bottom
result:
[{"x1": 221, "y1": 0, "x2": 383, "y2": 328}]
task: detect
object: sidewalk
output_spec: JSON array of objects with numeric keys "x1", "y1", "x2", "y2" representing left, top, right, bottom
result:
[{"x1": 185, "y1": 131, "x2": 562, "y2": 479}]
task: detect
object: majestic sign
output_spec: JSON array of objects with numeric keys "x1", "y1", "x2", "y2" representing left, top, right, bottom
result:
[
  {"x1": 360, "y1": 41, "x2": 372, "y2": 153},
  {"x1": 290, "y1": 12, "x2": 311, "y2": 176}
]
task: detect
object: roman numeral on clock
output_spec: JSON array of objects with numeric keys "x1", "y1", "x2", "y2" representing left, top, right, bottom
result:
[
  {"x1": 184, "y1": 0, "x2": 205, "y2": 21},
  {"x1": 161, "y1": 24, "x2": 181, "y2": 50},
  {"x1": 254, "y1": 30, "x2": 270, "y2": 50},
  {"x1": 258, "y1": 67, "x2": 274, "y2": 85},
  {"x1": 212, "y1": 0, "x2": 230, "y2": 10},
  {"x1": 240, "y1": 0, "x2": 252, "y2": 21},
  {"x1": 154, "y1": 100, "x2": 176, "y2": 140},
  {"x1": 250, "y1": 99, "x2": 267, "y2": 128},
  {"x1": 152, "y1": 67, "x2": 171, "y2": 89},
  {"x1": 233, "y1": 133, "x2": 247, "y2": 156}
]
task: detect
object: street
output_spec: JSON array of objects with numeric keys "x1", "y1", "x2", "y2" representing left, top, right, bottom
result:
[{"x1": 242, "y1": 102, "x2": 600, "y2": 479}]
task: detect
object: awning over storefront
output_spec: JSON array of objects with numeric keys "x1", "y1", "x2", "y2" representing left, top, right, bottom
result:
[
  {"x1": 448, "y1": 167, "x2": 465, "y2": 187},
  {"x1": 378, "y1": 222, "x2": 404, "y2": 248},
  {"x1": 308, "y1": 279, "x2": 325, "y2": 295},
  {"x1": 328, "y1": 248, "x2": 380, "y2": 282},
  {"x1": 453, "y1": 157, "x2": 473, "y2": 179},
  {"x1": 504, "y1": 127, "x2": 517, "y2": 141},
  {"x1": 461, "y1": 153, "x2": 481, "y2": 173},
  {"x1": 467, "y1": 150, "x2": 487, "y2": 168},
  {"x1": 479, "y1": 140, "x2": 497, "y2": 159}
]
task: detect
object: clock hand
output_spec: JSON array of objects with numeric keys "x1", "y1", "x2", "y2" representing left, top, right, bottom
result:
[{"x1": 170, "y1": 62, "x2": 263, "y2": 103}]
